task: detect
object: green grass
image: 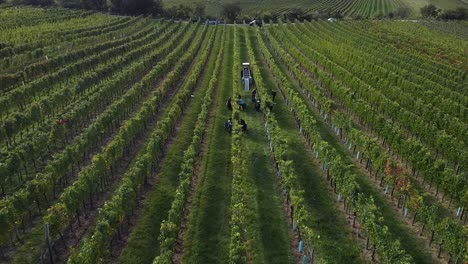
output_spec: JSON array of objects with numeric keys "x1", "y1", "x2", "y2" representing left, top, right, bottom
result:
[
  {"x1": 247, "y1": 27, "x2": 363, "y2": 264},
  {"x1": 231, "y1": 27, "x2": 294, "y2": 263},
  {"x1": 117, "y1": 26, "x2": 220, "y2": 264},
  {"x1": 235, "y1": 95, "x2": 294, "y2": 264},
  {"x1": 181, "y1": 26, "x2": 234, "y2": 264}
]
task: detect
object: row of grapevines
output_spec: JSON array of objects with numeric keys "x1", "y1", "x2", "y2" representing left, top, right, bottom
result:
[
  {"x1": 228, "y1": 24, "x2": 249, "y2": 263},
  {"x1": 0, "y1": 15, "x2": 126, "y2": 58},
  {"x1": 0, "y1": 7, "x2": 94, "y2": 30},
  {"x1": 0, "y1": 22, "x2": 179, "y2": 197},
  {"x1": 0, "y1": 16, "x2": 146, "y2": 74},
  {"x1": 153, "y1": 25, "x2": 225, "y2": 264},
  {"x1": 0, "y1": 22, "x2": 196, "y2": 247},
  {"x1": 268, "y1": 20, "x2": 458, "y2": 213},
  {"x1": 294, "y1": 22, "x2": 467, "y2": 138},
  {"x1": 343, "y1": 124, "x2": 467, "y2": 262},
  {"x1": 257, "y1": 27, "x2": 413, "y2": 264},
  {"x1": 45, "y1": 21, "x2": 207, "y2": 244},
  {"x1": 41, "y1": 15, "x2": 127, "y2": 36},
  {"x1": 0, "y1": 12, "x2": 127, "y2": 54},
  {"x1": 0, "y1": 21, "x2": 160, "y2": 142},
  {"x1": 421, "y1": 20, "x2": 468, "y2": 39},
  {"x1": 0, "y1": 22, "x2": 173, "y2": 181},
  {"x1": 255, "y1": 23, "x2": 353, "y2": 263},
  {"x1": 304, "y1": 22, "x2": 464, "y2": 206},
  {"x1": 255, "y1": 25, "x2": 352, "y2": 263},
  {"x1": 320, "y1": 22, "x2": 466, "y2": 97},
  {"x1": 47, "y1": 16, "x2": 135, "y2": 41},
  {"x1": 0, "y1": 19, "x2": 150, "y2": 118},
  {"x1": 263, "y1": 26, "x2": 466, "y2": 263},
  {"x1": 0, "y1": 17, "x2": 140, "y2": 91},
  {"x1": 357, "y1": 22, "x2": 466, "y2": 81},
  {"x1": 371, "y1": 22, "x2": 467, "y2": 69},
  {"x1": 301, "y1": 21, "x2": 467, "y2": 117},
  {"x1": 230, "y1": 23, "x2": 269, "y2": 263},
  {"x1": 267, "y1": 23, "x2": 467, "y2": 207},
  {"x1": 66, "y1": 22, "x2": 215, "y2": 264},
  {"x1": 0, "y1": 22, "x2": 167, "y2": 149}
]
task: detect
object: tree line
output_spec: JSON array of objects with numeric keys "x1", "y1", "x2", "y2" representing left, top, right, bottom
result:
[
  {"x1": 0, "y1": 0, "x2": 465, "y2": 25},
  {"x1": 420, "y1": 4, "x2": 467, "y2": 20},
  {"x1": 0, "y1": 0, "x2": 243, "y2": 21}
]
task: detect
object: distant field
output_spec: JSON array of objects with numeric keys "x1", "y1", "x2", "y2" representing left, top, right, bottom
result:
[{"x1": 163, "y1": 0, "x2": 468, "y2": 18}]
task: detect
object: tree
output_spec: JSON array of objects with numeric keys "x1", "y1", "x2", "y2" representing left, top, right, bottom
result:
[
  {"x1": 373, "y1": 11, "x2": 384, "y2": 19},
  {"x1": 164, "y1": 4, "x2": 192, "y2": 19},
  {"x1": 192, "y1": 2, "x2": 205, "y2": 18},
  {"x1": 284, "y1": 7, "x2": 306, "y2": 21},
  {"x1": 394, "y1": 7, "x2": 411, "y2": 18},
  {"x1": 439, "y1": 7, "x2": 468, "y2": 20},
  {"x1": 175, "y1": 4, "x2": 192, "y2": 19},
  {"x1": 111, "y1": 0, "x2": 162, "y2": 15},
  {"x1": 261, "y1": 11, "x2": 275, "y2": 23},
  {"x1": 12, "y1": 0, "x2": 53, "y2": 6},
  {"x1": 222, "y1": 1, "x2": 241, "y2": 21},
  {"x1": 420, "y1": 4, "x2": 439, "y2": 18},
  {"x1": 331, "y1": 10, "x2": 343, "y2": 19},
  {"x1": 58, "y1": 0, "x2": 82, "y2": 9},
  {"x1": 82, "y1": 0, "x2": 107, "y2": 11}
]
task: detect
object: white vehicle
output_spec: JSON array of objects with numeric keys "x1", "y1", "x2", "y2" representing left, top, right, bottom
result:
[{"x1": 241, "y1": 62, "x2": 253, "y2": 91}]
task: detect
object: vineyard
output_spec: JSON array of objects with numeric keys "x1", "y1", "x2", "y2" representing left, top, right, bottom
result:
[
  {"x1": 165, "y1": 0, "x2": 408, "y2": 18},
  {"x1": 163, "y1": 0, "x2": 468, "y2": 18},
  {"x1": 0, "y1": 6, "x2": 467, "y2": 264}
]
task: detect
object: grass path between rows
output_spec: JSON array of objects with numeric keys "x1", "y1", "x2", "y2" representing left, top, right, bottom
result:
[
  {"x1": 116, "y1": 26, "x2": 220, "y2": 264},
  {"x1": 236, "y1": 27, "x2": 294, "y2": 263},
  {"x1": 248, "y1": 27, "x2": 364, "y2": 264},
  {"x1": 181, "y1": 26, "x2": 234, "y2": 264}
]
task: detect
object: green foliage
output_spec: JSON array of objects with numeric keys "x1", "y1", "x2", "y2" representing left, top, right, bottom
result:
[
  {"x1": 222, "y1": 1, "x2": 241, "y2": 21},
  {"x1": 192, "y1": 2, "x2": 205, "y2": 17},
  {"x1": 69, "y1": 23, "x2": 210, "y2": 263},
  {"x1": 393, "y1": 7, "x2": 411, "y2": 18},
  {"x1": 420, "y1": 4, "x2": 440, "y2": 17},
  {"x1": 154, "y1": 25, "x2": 224, "y2": 263},
  {"x1": 1, "y1": 7, "x2": 467, "y2": 264},
  {"x1": 0, "y1": 23, "x2": 185, "y2": 248},
  {"x1": 111, "y1": 0, "x2": 162, "y2": 15},
  {"x1": 11, "y1": 0, "x2": 54, "y2": 7},
  {"x1": 438, "y1": 7, "x2": 468, "y2": 20}
]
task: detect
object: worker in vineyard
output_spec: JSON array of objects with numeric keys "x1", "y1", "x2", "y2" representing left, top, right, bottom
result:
[
  {"x1": 238, "y1": 97, "x2": 246, "y2": 110},
  {"x1": 271, "y1": 89, "x2": 277, "y2": 101},
  {"x1": 239, "y1": 119, "x2": 247, "y2": 133},
  {"x1": 255, "y1": 99, "x2": 261, "y2": 112},
  {"x1": 225, "y1": 118, "x2": 232, "y2": 133},
  {"x1": 226, "y1": 97, "x2": 232, "y2": 111},
  {"x1": 251, "y1": 88, "x2": 257, "y2": 102}
]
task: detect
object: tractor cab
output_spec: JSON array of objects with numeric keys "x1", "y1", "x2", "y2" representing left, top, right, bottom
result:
[{"x1": 241, "y1": 62, "x2": 253, "y2": 91}]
